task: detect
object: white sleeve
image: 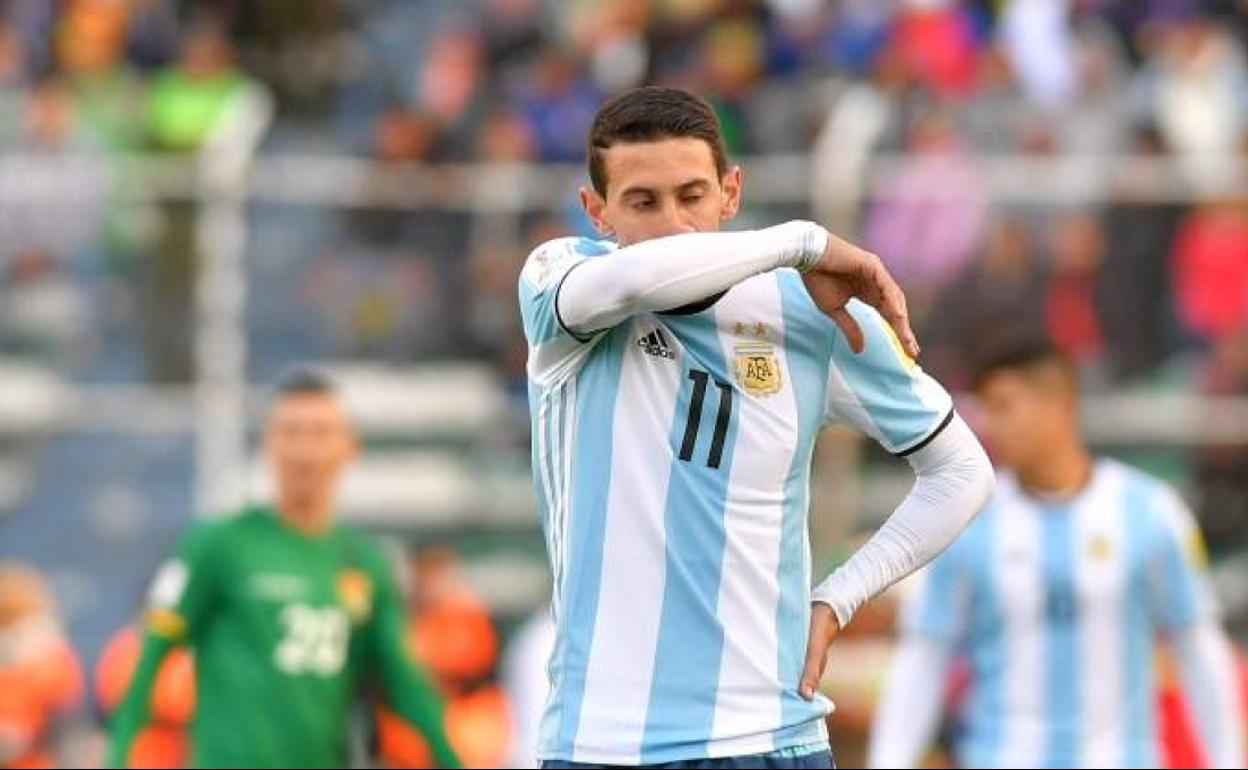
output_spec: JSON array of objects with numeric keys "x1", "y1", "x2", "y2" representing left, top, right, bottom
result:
[
  {"x1": 867, "y1": 634, "x2": 954, "y2": 769},
  {"x1": 810, "y1": 413, "x2": 994, "y2": 627},
  {"x1": 1172, "y1": 620, "x2": 1246, "y2": 769},
  {"x1": 556, "y1": 221, "x2": 827, "y2": 336}
]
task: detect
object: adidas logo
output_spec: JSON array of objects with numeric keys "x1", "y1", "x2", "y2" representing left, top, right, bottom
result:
[{"x1": 638, "y1": 328, "x2": 675, "y2": 359}]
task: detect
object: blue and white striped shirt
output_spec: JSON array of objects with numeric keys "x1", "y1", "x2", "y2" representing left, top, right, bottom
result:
[
  {"x1": 903, "y1": 460, "x2": 1216, "y2": 768},
  {"x1": 519, "y1": 236, "x2": 953, "y2": 764}
]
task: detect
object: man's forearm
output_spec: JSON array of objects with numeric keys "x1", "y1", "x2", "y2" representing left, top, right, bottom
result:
[
  {"x1": 868, "y1": 635, "x2": 952, "y2": 768},
  {"x1": 1174, "y1": 621, "x2": 1246, "y2": 768},
  {"x1": 105, "y1": 633, "x2": 172, "y2": 769},
  {"x1": 557, "y1": 221, "x2": 827, "y2": 335},
  {"x1": 811, "y1": 413, "x2": 993, "y2": 627}
]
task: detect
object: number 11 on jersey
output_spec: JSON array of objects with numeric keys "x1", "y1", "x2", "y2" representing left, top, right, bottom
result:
[{"x1": 678, "y1": 369, "x2": 733, "y2": 469}]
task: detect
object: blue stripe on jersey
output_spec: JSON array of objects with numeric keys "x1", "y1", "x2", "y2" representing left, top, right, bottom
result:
[
  {"x1": 1121, "y1": 477, "x2": 1156, "y2": 767},
  {"x1": 1148, "y1": 498, "x2": 1201, "y2": 631},
  {"x1": 641, "y1": 310, "x2": 740, "y2": 763},
  {"x1": 1040, "y1": 506, "x2": 1079, "y2": 768},
  {"x1": 574, "y1": 236, "x2": 614, "y2": 257},
  {"x1": 776, "y1": 270, "x2": 835, "y2": 743},
  {"x1": 961, "y1": 507, "x2": 1004, "y2": 769},
  {"x1": 548, "y1": 329, "x2": 628, "y2": 755},
  {"x1": 832, "y1": 301, "x2": 939, "y2": 450},
  {"x1": 519, "y1": 277, "x2": 563, "y2": 345},
  {"x1": 519, "y1": 238, "x2": 613, "y2": 345}
]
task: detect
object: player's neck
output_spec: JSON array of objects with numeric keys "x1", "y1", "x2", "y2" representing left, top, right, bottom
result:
[
  {"x1": 276, "y1": 498, "x2": 334, "y2": 536},
  {"x1": 1016, "y1": 443, "x2": 1094, "y2": 501}
]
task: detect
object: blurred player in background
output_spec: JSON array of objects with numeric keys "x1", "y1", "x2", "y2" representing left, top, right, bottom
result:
[
  {"x1": 869, "y1": 338, "x2": 1246, "y2": 768},
  {"x1": 105, "y1": 370, "x2": 460, "y2": 769},
  {"x1": 519, "y1": 86, "x2": 995, "y2": 768},
  {"x1": 0, "y1": 563, "x2": 83, "y2": 769}
]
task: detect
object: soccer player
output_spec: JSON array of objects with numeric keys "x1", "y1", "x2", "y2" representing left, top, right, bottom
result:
[
  {"x1": 518, "y1": 86, "x2": 995, "y2": 768},
  {"x1": 106, "y1": 371, "x2": 460, "y2": 769},
  {"x1": 868, "y1": 338, "x2": 1246, "y2": 768}
]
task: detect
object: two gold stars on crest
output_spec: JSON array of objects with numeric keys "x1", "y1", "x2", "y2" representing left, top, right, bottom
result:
[{"x1": 734, "y1": 322, "x2": 768, "y2": 339}]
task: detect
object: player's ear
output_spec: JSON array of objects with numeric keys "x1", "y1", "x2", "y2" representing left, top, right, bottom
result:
[
  {"x1": 579, "y1": 186, "x2": 614, "y2": 238},
  {"x1": 719, "y1": 166, "x2": 742, "y2": 222}
]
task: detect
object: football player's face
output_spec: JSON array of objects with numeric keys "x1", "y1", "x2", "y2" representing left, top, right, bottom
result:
[
  {"x1": 580, "y1": 137, "x2": 742, "y2": 247},
  {"x1": 975, "y1": 370, "x2": 1072, "y2": 471},
  {"x1": 264, "y1": 393, "x2": 358, "y2": 506}
]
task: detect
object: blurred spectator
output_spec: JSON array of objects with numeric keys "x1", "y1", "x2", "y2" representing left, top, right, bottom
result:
[
  {"x1": 1194, "y1": 324, "x2": 1248, "y2": 557},
  {"x1": 121, "y1": 0, "x2": 178, "y2": 72},
  {"x1": 0, "y1": 563, "x2": 83, "y2": 769},
  {"x1": 1044, "y1": 209, "x2": 1107, "y2": 378},
  {"x1": 475, "y1": 105, "x2": 536, "y2": 163},
  {"x1": 0, "y1": 247, "x2": 91, "y2": 367},
  {"x1": 886, "y1": 0, "x2": 982, "y2": 98},
  {"x1": 515, "y1": 49, "x2": 600, "y2": 162},
  {"x1": 923, "y1": 214, "x2": 1046, "y2": 388},
  {"x1": 1055, "y1": 23, "x2": 1133, "y2": 157},
  {"x1": 406, "y1": 546, "x2": 498, "y2": 688},
  {"x1": 699, "y1": 16, "x2": 767, "y2": 153},
  {"x1": 1100, "y1": 124, "x2": 1183, "y2": 382},
  {"x1": 1145, "y1": 11, "x2": 1247, "y2": 187},
  {"x1": 377, "y1": 545, "x2": 509, "y2": 769},
  {"x1": 480, "y1": 0, "x2": 546, "y2": 83},
  {"x1": 55, "y1": 0, "x2": 144, "y2": 152},
  {"x1": 998, "y1": 0, "x2": 1076, "y2": 108},
  {"x1": 567, "y1": 0, "x2": 650, "y2": 94},
  {"x1": 1171, "y1": 193, "x2": 1248, "y2": 345},
  {"x1": 864, "y1": 107, "x2": 988, "y2": 319},
  {"x1": 417, "y1": 24, "x2": 486, "y2": 160},
  {"x1": 139, "y1": 17, "x2": 270, "y2": 382},
  {"x1": 810, "y1": 45, "x2": 908, "y2": 237},
  {"x1": 0, "y1": 22, "x2": 27, "y2": 147},
  {"x1": 819, "y1": 0, "x2": 892, "y2": 76},
  {"x1": 371, "y1": 107, "x2": 438, "y2": 164},
  {"x1": 96, "y1": 623, "x2": 194, "y2": 769}
]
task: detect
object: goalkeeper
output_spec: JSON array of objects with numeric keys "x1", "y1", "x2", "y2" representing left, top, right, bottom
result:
[{"x1": 106, "y1": 369, "x2": 460, "y2": 769}]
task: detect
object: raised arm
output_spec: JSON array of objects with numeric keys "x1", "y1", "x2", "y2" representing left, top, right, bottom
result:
[
  {"x1": 556, "y1": 222, "x2": 826, "y2": 336},
  {"x1": 550, "y1": 222, "x2": 919, "y2": 358}
]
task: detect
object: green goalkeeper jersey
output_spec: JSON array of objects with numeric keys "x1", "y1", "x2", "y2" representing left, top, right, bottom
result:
[{"x1": 106, "y1": 506, "x2": 460, "y2": 769}]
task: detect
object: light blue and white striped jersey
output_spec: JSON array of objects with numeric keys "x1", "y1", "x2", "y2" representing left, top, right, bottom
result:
[
  {"x1": 903, "y1": 460, "x2": 1217, "y2": 769},
  {"x1": 518, "y1": 236, "x2": 953, "y2": 764}
]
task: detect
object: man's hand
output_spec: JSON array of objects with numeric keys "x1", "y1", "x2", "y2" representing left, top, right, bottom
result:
[
  {"x1": 802, "y1": 232, "x2": 919, "y2": 358},
  {"x1": 799, "y1": 602, "x2": 841, "y2": 700}
]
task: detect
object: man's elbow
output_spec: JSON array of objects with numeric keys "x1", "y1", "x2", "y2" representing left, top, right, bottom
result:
[
  {"x1": 964, "y1": 444, "x2": 995, "y2": 520},
  {"x1": 915, "y1": 413, "x2": 996, "y2": 527}
]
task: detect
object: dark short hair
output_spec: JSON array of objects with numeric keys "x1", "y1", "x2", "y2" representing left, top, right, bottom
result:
[
  {"x1": 275, "y1": 366, "x2": 338, "y2": 398},
  {"x1": 588, "y1": 86, "x2": 729, "y2": 196},
  {"x1": 970, "y1": 332, "x2": 1073, "y2": 392}
]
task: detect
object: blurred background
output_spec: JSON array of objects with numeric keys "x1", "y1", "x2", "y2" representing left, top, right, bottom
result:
[{"x1": 0, "y1": 0, "x2": 1245, "y2": 766}]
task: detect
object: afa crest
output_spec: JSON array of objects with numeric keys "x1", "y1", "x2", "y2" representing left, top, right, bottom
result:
[
  {"x1": 1088, "y1": 535, "x2": 1112, "y2": 562},
  {"x1": 734, "y1": 342, "x2": 782, "y2": 397}
]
